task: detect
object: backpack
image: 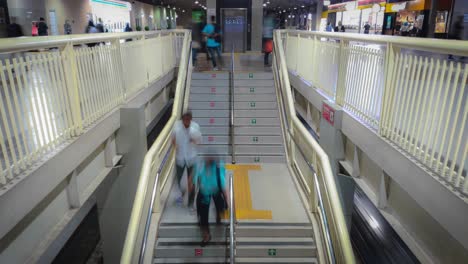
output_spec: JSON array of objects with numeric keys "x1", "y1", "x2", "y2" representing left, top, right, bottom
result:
[{"x1": 213, "y1": 24, "x2": 222, "y2": 43}]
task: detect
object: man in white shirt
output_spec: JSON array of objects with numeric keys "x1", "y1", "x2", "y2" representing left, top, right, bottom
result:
[{"x1": 172, "y1": 111, "x2": 202, "y2": 208}]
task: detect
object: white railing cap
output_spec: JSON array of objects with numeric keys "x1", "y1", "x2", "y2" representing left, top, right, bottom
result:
[
  {"x1": 0, "y1": 29, "x2": 187, "y2": 53},
  {"x1": 281, "y1": 30, "x2": 468, "y2": 54}
]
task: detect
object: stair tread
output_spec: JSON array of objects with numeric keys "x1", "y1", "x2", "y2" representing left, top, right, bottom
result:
[
  {"x1": 236, "y1": 237, "x2": 314, "y2": 243},
  {"x1": 154, "y1": 257, "x2": 228, "y2": 263},
  {"x1": 236, "y1": 257, "x2": 318, "y2": 263}
]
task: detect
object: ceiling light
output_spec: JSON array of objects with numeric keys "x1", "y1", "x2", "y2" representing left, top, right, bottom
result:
[
  {"x1": 263, "y1": 3, "x2": 266, "y2": 6},
  {"x1": 301, "y1": 5, "x2": 305, "y2": 8},
  {"x1": 195, "y1": 1, "x2": 199, "y2": 4}
]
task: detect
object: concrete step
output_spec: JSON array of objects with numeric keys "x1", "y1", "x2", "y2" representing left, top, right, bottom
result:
[
  {"x1": 190, "y1": 86, "x2": 229, "y2": 94},
  {"x1": 234, "y1": 80, "x2": 274, "y2": 87},
  {"x1": 192, "y1": 79, "x2": 229, "y2": 86},
  {"x1": 201, "y1": 135, "x2": 283, "y2": 145},
  {"x1": 199, "y1": 155, "x2": 286, "y2": 164},
  {"x1": 235, "y1": 117, "x2": 279, "y2": 126},
  {"x1": 235, "y1": 135, "x2": 283, "y2": 145},
  {"x1": 235, "y1": 101, "x2": 277, "y2": 110},
  {"x1": 201, "y1": 127, "x2": 229, "y2": 135},
  {"x1": 235, "y1": 87, "x2": 275, "y2": 94},
  {"x1": 234, "y1": 94, "x2": 277, "y2": 102},
  {"x1": 193, "y1": 110, "x2": 229, "y2": 118},
  {"x1": 234, "y1": 72, "x2": 273, "y2": 80},
  {"x1": 235, "y1": 110, "x2": 278, "y2": 118},
  {"x1": 154, "y1": 245, "x2": 227, "y2": 258},
  {"x1": 236, "y1": 237, "x2": 315, "y2": 245},
  {"x1": 158, "y1": 223, "x2": 227, "y2": 238},
  {"x1": 202, "y1": 135, "x2": 229, "y2": 145},
  {"x1": 236, "y1": 245, "x2": 317, "y2": 258},
  {"x1": 198, "y1": 145, "x2": 284, "y2": 156},
  {"x1": 190, "y1": 94, "x2": 229, "y2": 102},
  {"x1": 156, "y1": 237, "x2": 228, "y2": 246},
  {"x1": 195, "y1": 118, "x2": 229, "y2": 126},
  {"x1": 190, "y1": 101, "x2": 229, "y2": 110},
  {"x1": 235, "y1": 126, "x2": 282, "y2": 136},
  {"x1": 192, "y1": 72, "x2": 229, "y2": 80},
  {"x1": 236, "y1": 225, "x2": 313, "y2": 238},
  {"x1": 236, "y1": 257, "x2": 318, "y2": 263},
  {"x1": 154, "y1": 257, "x2": 228, "y2": 263}
]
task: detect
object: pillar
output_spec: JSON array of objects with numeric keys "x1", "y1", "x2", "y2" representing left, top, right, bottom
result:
[
  {"x1": 207, "y1": 0, "x2": 216, "y2": 23},
  {"x1": 319, "y1": 100, "x2": 355, "y2": 231},
  {"x1": 97, "y1": 106, "x2": 147, "y2": 263},
  {"x1": 251, "y1": 0, "x2": 264, "y2": 52}
]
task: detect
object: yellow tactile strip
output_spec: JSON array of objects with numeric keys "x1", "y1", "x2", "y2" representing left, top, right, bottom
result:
[{"x1": 224, "y1": 164, "x2": 272, "y2": 220}]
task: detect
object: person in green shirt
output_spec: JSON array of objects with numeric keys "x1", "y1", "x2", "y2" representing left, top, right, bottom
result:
[{"x1": 193, "y1": 156, "x2": 229, "y2": 246}]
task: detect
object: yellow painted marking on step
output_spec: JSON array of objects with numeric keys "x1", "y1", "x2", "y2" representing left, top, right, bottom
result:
[{"x1": 223, "y1": 164, "x2": 272, "y2": 220}]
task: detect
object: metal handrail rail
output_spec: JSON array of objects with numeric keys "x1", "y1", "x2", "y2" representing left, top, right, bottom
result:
[
  {"x1": 229, "y1": 172, "x2": 235, "y2": 263},
  {"x1": 0, "y1": 30, "x2": 186, "y2": 52},
  {"x1": 273, "y1": 30, "x2": 355, "y2": 263},
  {"x1": 121, "y1": 30, "x2": 191, "y2": 264},
  {"x1": 138, "y1": 145, "x2": 172, "y2": 263},
  {"x1": 230, "y1": 44, "x2": 236, "y2": 164}
]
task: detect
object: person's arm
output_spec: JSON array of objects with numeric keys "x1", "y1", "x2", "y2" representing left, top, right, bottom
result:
[{"x1": 219, "y1": 161, "x2": 230, "y2": 208}]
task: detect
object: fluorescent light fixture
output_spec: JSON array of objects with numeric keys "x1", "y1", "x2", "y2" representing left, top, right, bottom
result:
[{"x1": 195, "y1": 1, "x2": 199, "y2": 4}]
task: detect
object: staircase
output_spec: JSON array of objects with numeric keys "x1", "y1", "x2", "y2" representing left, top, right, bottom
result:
[
  {"x1": 190, "y1": 71, "x2": 285, "y2": 163},
  {"x1": 235, "y1": 222, "x2": 318, "y2": 263},
  {"x1": 154, "y1": 223, "x2": 229, "y2": 263}
]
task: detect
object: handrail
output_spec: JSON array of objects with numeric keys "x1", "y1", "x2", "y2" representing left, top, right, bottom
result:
[
  {"x1": 230, "y1": 44, "x2": 236, "y2": 164},
  {"x1": 138, "y1": 146, "x2": 172, "y2": 263},
  {"x1": 121, "y1": 30, "x2": 191, "y2": 264},
  {"x1": 272, "y1": 30, "x2": 355, "y2": 263},
  {"x1": 229, "y1": 172, "x2": 235, "y2": 263}
]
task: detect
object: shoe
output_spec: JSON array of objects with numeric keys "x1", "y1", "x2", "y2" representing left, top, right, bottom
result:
[
  {"x1": 213, "y1": 67, "x2": 219, "y2": 71},
  {"x1": 200, "y1": 234, "x2": 211, "y2": 247},
  {"x1": 175, "y1": 196, "x2": 183, "y2": 207},
  {"x1": 189, "y1": 207, "x2": 196, "y2": 215}
]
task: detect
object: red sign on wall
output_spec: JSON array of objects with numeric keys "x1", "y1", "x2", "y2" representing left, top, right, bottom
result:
[
  {"x1": 322, "y1": 103, "x2": 335, "y2": 126},
  {"x1": 195, "y1": 248, "x2": 203, "y2": 256}
]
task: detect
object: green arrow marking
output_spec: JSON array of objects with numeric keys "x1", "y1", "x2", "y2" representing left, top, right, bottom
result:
[
  {"x1": 250, "y1": 87, "x2": 255, "y2": 93},
  {"x1": 251, "y1": 119, "x2": 257, "y2": 124},
  {"x1": 268, "y1": 249, "x2": 276, "y2": 256},
  {"x1": 254, "y1": 157, "x2": 261, "y2": 163},
  {"x1": 252, "y1": 136, "x2": 258, "y2": 142},
  {"x1": 250, "y1": 102, "x2": 256, "y2": 107},
  {"x1": 249, "y1": 73, "x2": 254, "y2": 78}
]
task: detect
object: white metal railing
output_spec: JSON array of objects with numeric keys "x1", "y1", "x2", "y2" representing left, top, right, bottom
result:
[
  {"x1": 0, "y1": 31, "x2": 185, "y2": 188},
  {"x1": 121, "y1": 31, "x2": 192, "y2": 264},
  {"x1": 283, "y1": 30, "x2": 468, "y2": 196},
  {"x1": 273, "y1": 30, "x2": 355, "y2": 264}
]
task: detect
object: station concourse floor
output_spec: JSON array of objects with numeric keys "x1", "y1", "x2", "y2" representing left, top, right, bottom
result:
[{"x1": 161, "y1": 163, "x2": 310, "y2": 225}]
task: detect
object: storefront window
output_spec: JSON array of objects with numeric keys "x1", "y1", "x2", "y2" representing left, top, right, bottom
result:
[
  {"x1": 342, "y1": 9, "x2": 361, "y2": 33},
  {"x1": 395, "y1": 10, "x2": 424, "y2": 37}
]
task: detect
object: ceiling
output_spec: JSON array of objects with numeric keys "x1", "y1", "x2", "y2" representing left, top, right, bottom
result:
[{"x1": 136, "y1": 0, "x2": 322, "y2": 11}]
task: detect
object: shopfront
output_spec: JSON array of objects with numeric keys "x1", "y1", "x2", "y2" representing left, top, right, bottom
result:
[
  {"x1": 90, "y1": 0, "x2": 131, "y2": 33},
  {"x1": 324, "y1": 0, "x2": 386, "y2": 34},
  {"x1": 383, "y1": 0, "x2": 429, "y2": 37}
]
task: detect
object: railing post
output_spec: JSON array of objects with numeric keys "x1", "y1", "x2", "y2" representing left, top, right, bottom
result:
[
  {"x1": 379, "y1": 43, "x2": 399, "y2": 137},
  {"x1": 335, "y1": 39, "x2": 349, "y2": 106},
  {"x1": 111, "y1": 38, "x2": 127, "y2": 102},
  {"x1": 63, "y1": 42, "x2": 83, "y2": 136}
]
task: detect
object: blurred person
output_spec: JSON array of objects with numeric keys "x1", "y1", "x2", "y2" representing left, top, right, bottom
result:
[
  {"x1": 193, "y1": 155, "x2": 228, "y2": 246},
  {"x1": 263, "y1": 11, "x2": 275, "y2": 66},
  {"x1": 172, "y1": 111, "x2": 201, "y2": 210},
  {"x1": 203, "y1": 16, "x2": 222, "y2": 70},
  {"x1": 85, "y1": 20, "x2": 99, "y2": 33},
  {"x1": 38, "y1": 17, "x2": 48, "y2": 36},
  {"x1": 191, "y1": 20, "x2": 204, "y2": 67},
  {"x1": 7, "y1": 17, "x2": 23, "y2": 37},
  {"x1": 335, "y1": 21, "x2": 345, "y2": 32},
  {"x1": 363, "y1": 21, "x2": 371, "y2": 34},
  {"x1": 124, "y1": 23, "x2": 133, "y2": 32},
  {"x1": 96, "y1": 18, "x2": 105, "y2": 33},
  {"x1": 64, "y1": 20, "x2": 72, "y2": 35},
  {"x1": 326, "y1": 22, "x2": 333, "y2": 32},
  {"x1": 449, "y1": 16, "x2": 465, "y2": 60}
]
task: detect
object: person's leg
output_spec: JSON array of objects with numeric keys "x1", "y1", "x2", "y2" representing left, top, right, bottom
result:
[
  {"x1": 197, "y1": 194, "x2": 211, "y2": 246},
  {"x1": 264, "y1": 52, "x2": 269, "y2": 66},
  {"x1": 208, "y1": 47, "x2": 217, "y2": 68},
  {"x1": 187, "y1": 166, "x2": 195, "y2": 208},
  {"x1": 216, "y1": 46, "x2": 223, "y2": 67},
  {"x1": 175, "y1": 165, "x2": 185, "y2": 204}
]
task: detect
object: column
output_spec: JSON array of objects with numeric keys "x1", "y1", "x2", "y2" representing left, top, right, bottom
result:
[
  {"x1": 207, "y1": 0, "x2": 216, "y2": 23},
  {"x1": 251, "y1": 0, "x2": 264, "y2": 52}
]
